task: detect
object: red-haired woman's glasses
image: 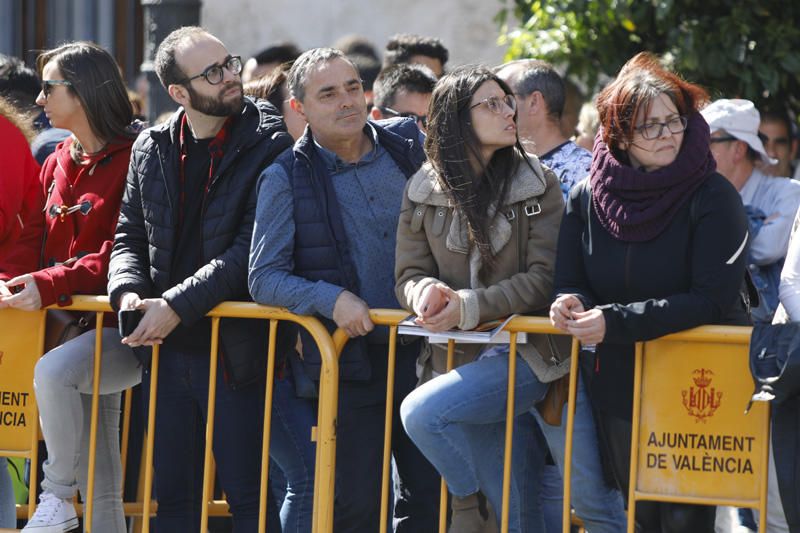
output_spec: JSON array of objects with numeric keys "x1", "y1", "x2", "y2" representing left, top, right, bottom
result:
[{"x1": 635, "y1": 116, "x2": 687, "y2": 140}]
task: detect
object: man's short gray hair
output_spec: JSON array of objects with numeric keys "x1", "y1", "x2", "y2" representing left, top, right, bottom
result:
[
  {"x1": 287, "y1": 47, "x2": 357, "y2": 102},
  {"x1": 496, "y1": 59, "x2": 565, "y2": 120}
]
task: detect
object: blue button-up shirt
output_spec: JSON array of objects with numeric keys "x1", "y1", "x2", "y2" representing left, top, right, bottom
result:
[{"x1": 249, "y1": 124, "x2": 408, "y2": 320}]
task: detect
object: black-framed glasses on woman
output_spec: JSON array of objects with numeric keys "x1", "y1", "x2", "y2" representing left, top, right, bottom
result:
[
  {"x1": 179, "y1": 55, "x2": 243, "y2": 86},
  {"x1": 41, "y1": 79, "x2": 73, "y2": 98},
  {"x1": 469, "y1": 94, "x2": 516, "y2": 114},
  {"x1": 634, "y1": 116, "x2": 688, "y2": 140},
  {"x1": 380, "y1": 107, "x2": 427, "y2": 128}
]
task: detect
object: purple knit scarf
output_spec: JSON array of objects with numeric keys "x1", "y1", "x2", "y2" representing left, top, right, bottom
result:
[{"x1": 589, "y1": 112, "x2": 716, "y2": 242}]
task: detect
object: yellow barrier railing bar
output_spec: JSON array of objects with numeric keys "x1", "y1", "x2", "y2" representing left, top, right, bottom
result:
[
  {"x1": 120, "y1": 388, "x2": 133, "y2": 490},
  {"x1": 141, "y1": 343, "x2": 160, "y2": 531},
  {"x1": 379, "y1": 326, "x2": 398, "y2": 533},
  {"x1": 626, "y1": 343, "x2": 644, "y2": 533},
  {"x1": 499, "y1": 332, "x2": 518, "y2": 533},
  {"x1": 199, "y1": 317, "x2": 222, "y2": 532},
  {"x1": 439, "y1": 339, "x2": 455, "y2": 533},
  {"x1": 759, "y1": 415, "x2": 769, "y2": 533},
  {"x1": 561, "y1": 338, "x2": 581, "y2": 533},
  {"x1": 83, "y1": 311, "x2": 105, "y2": 531},
  {"x1": 258, "y1": 319, "x2": 279, "y2": 533}
]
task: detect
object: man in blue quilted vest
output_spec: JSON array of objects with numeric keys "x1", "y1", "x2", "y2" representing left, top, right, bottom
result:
[{"x1": 249, "y1": 47, "x2": 439, "y2": 532}]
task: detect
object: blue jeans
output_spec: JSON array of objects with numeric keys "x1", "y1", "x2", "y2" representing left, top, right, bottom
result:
[
  {"x1": 400, "y1": 352, "x2": 550, "y2": 533},
  {"x1": 141, "y1": 346, "x2": 280, "y2": 532},
  {"x1": 0, "y1": 458, "x2": 14, "y2": 528},
  {"x1": 270, "y1": 364, "x2": 316, "y2": 533},
  {"x1": 531, "y1": 374, "x2": 627, "y2": 533}
]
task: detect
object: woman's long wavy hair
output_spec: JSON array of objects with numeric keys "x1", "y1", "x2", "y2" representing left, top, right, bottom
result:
[
  {"x1": 425, "y1": 65, "x2": 534, "y2": 272},
  {"x1": 37, "y1": 41, "x2": 134, "y2": 159}
]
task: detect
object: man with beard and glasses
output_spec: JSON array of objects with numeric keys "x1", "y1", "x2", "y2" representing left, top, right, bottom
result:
[{"x1": 107, "y1": 27, "x2": 293, "y2": 531}]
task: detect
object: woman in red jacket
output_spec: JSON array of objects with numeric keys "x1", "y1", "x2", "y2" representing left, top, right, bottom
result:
[
  {"x1": 0, "y1": 94, "x2": 41, "y2": 530},
  {"x1": 0, "y1": 42, "x2": 141, "y2": 533}
]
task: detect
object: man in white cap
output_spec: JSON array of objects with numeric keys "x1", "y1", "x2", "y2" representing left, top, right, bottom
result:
[
  {"x1": 703, "y1": 98, "x2": 799, "y2": 533},
  {"x1": 702, "y1": 98, "x2": 800, "y2": 324}
]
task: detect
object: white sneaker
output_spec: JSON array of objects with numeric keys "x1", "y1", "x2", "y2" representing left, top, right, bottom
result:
[{"x1": 21, "y1": 492, "x2": 79, "y2": 532}]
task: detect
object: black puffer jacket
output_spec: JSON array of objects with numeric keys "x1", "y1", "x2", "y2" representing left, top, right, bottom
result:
[
  {"x1": 108, "y1": 97, "x2": 293, "y2": 386},
  {"x1": 554, "y1": 173, "x2": 751, "y2": 417}
]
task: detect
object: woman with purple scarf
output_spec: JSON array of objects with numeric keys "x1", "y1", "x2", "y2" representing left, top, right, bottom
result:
[{"x1": 550, "y1": 52, "x2": 751, "y2": 531}]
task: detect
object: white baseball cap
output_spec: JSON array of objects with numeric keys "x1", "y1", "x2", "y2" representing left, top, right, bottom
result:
[{"x1": 701, "y1": 99, "x2": 777, "y2": 165}]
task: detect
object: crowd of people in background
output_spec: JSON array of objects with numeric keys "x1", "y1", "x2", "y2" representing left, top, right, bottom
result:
[{"x1": 0, "y1": 25, "x2": 799, "y2": 533}]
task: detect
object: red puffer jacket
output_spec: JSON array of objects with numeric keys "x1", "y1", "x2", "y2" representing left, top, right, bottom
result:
[
  {"x1": 0, "y1": 115, "x2": 41, "y2": 259},
  {"x1": 0, "y1": 133, "x2": 135, "y2": 307}
]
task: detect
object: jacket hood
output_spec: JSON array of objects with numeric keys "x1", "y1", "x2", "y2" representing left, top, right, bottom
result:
[
  {"x1": 407, "y1": 155, "x2": 548, "y2": 207},
  {"x1": 406, "y1": 154, "x2": 549, "y2": 261},
  {"x1": 53, "y1": 122, "x2": 140, "y2": 171}
]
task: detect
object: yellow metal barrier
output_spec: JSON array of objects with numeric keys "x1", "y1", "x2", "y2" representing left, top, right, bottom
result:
[
  {"x1": 0, "y1": 308, "x2": 46, "y2": 522},
  {"x1": 625, "y1": 328, "x2": 769, "y2": 532},
  {"x1": 3, "y1": 299, "x2": 770, "y2": 533},
  {"x1": 1, "y1": 296, "x2": 340, "y2": 533},
  {"x1": 332, "y1": 311, "x2": 578, "y2": 533}
]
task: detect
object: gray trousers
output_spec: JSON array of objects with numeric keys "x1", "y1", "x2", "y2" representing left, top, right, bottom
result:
[{"x1": 34, "y1": 328, "x2": 141, "y2": 533}]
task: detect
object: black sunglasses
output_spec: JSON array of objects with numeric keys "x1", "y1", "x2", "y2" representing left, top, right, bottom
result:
[
  {"x1": 179, "y1": 55, "x2": 243, "y2": 86},
  {"x1": 41, "y1": 79, "x2": 73, "y2": 98},
  {"x1": 380, "y1": 106, "x2": 427, "y2": 128}
]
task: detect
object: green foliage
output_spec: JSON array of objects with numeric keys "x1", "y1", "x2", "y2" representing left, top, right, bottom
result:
[{"x1": 498, "y1": 0, "x2": 800, "y2": 116}]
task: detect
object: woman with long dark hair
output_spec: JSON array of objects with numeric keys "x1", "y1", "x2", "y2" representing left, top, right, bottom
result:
[
  {"x1": 0, "y1": 42, "x2": 142, "y2": 533},
  {"x1": 396, "y1": 65, "x2": 625, "y2": 532},
  {"x1": 550, "y1": 52, "x2": 750, "y2": 531}
]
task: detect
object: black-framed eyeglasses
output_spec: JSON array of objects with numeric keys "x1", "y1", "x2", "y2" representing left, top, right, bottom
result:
[
  {"x1": 469, "y1": 94, "x2": 516, "y2": 115},
  {"x1": 380, "y1": 107, "x2": 427, "y2": 128},
  {"x1": 41, "y1": 79, "x2": 73, "y2": 98},
  {"x1": 634, "y1": 116, "x2": 687, "y2": 140},
  {"x1": 710, "y1": 136, "x2": 739, "y2": 144},
  {"x1": 179, "y1": 55, "x2": 243, "y2": 86}
]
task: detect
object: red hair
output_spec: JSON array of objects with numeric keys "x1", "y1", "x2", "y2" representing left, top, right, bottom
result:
[{"x1": 596, "y1": 52, "x2": 708, "y2": 152}]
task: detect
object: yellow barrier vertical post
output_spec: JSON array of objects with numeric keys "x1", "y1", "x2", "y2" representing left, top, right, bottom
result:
[
  {"x1": 379, "y1": 327, "x2": 399, "y2": 533},
  {"x1": 626, "y1": 343, "x2": 644, "y2": 533},
  {"x1": 22, "y1": 310, "x2": 49, "y2": 519},
  {"x1": 312, "y1": 325, "x2": 339, "y2": 533},
  {"x1": 200, "y1": 317, "x2": 222, "y2": 532},
  {"x1": 758, "y1": 412, "x2": 770, "y2": 533},
  {"x1": 258, "y1": 319, "x2": 279, "y2": 533},
  {"x1": 141, "y1": 344, "x2": 160, "y2": 533},
  {"x1": 561, "y1": 339, "x2": 581, "y2": 533},
  {"x1": 120, "y1": 388, "x2": 133, "y2": 490},
  {"x1": 437, "y1": 339, "x2": 456, "y2": 533},
  {"x1": 83, "y1": 312, "x2": 106, "y2": 531},
  {"x1": 499, "y1": 332, "x2": 518, "y2": 533}
]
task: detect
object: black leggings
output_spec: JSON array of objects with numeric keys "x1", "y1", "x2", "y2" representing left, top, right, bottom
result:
[{"x1": 594, "y1": 411, "x2": 716, "y2": 533}]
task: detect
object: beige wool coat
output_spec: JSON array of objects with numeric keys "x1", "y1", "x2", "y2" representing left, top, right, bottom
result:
[{"x1": 394, "y1": 155, "x2": 569, "y2": 383}]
